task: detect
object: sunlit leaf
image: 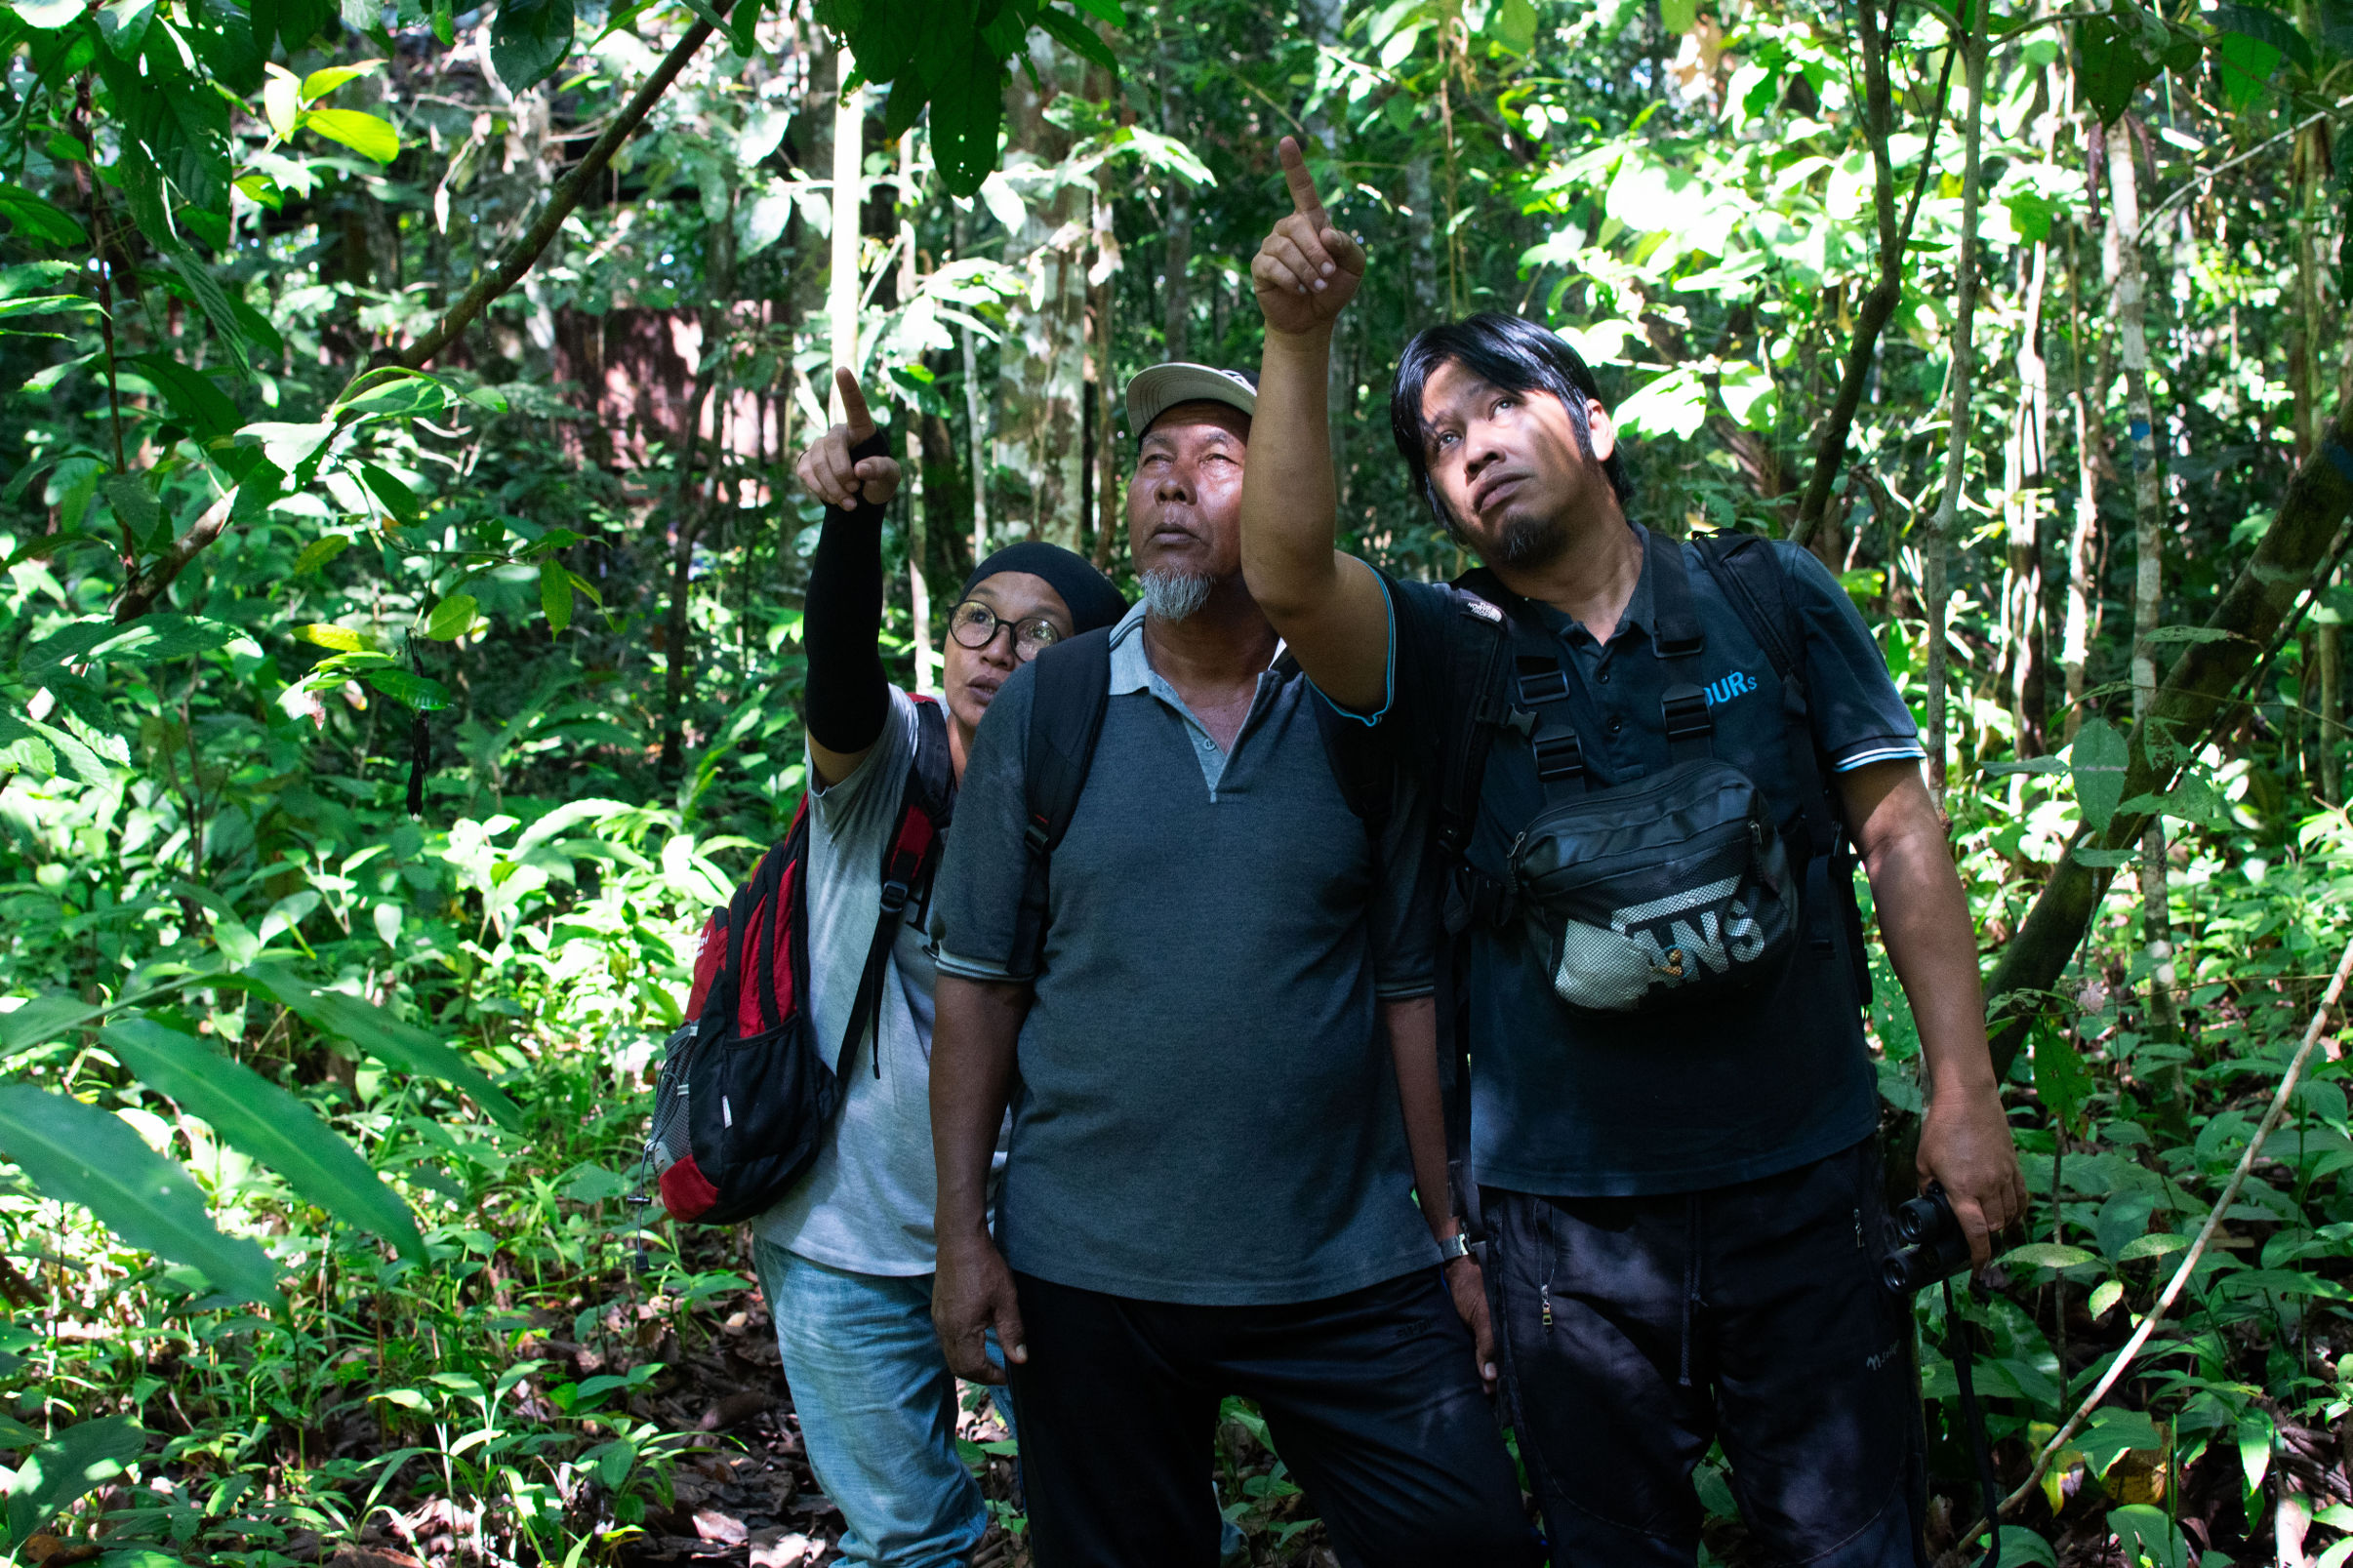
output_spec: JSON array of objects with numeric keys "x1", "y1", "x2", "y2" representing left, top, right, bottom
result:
[
  {"x1": 424, "y1": 594, "x2": 479, "y2": 641},
  {"x1": 300, "y1": 59, "x2": 385, "y2": 101},
  {"x1": 295, "y1": 534, "x2": 351, "y2": 575},
  {"x1": 101, "y1": 1019, "x2": 425, "y2": 1260},
  {"x1": 1998, "y1": 1242, "x2": 2097, "y2": 1271},
  {"x1": 540, "y1": 555, "x2": 574, "y2": 635},
  {"x1": 301, "y1": 108, "x2": 400, "y2": 164},
  {"x1": 238, "y1": 962, "x2": 524, "y2": 1131},
  {"x1": 361, "y1": 666, "x2": 452, "y2": 710},
  {"x1": 0, "y1": 1085, "x2": 281, "y2": 1306},
  {"x1": 3, "y1": 1416, "x2": 146, "y2": 1542},
  {"x1": 297, "y1": 623, "x2": 369, "y2": 652}
]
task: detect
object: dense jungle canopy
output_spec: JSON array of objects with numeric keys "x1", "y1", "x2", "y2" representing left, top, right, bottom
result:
[{"x1": 2, "y1": 0, "x2": 2353, "y2": 1561}]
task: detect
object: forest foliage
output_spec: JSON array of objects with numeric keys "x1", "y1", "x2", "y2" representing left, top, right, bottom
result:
[{"x1": 1, "y1": 0, "x2": 2352, "y2": 1561}]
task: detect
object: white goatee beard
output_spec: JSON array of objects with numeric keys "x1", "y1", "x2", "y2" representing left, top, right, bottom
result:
[{"x1": 1140, "y1": 568, "x2": 1214, "y2": 623}]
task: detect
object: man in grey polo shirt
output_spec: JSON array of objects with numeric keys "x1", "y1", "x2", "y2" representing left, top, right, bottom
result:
[{"x1": 924, "y1": 366, "x2": 1535, "y2": 1568}]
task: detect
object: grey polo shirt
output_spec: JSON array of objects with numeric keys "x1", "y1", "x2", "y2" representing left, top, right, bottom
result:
[{"x1": 930, "y1": 604, "x2": 1440, "y2": 1306}]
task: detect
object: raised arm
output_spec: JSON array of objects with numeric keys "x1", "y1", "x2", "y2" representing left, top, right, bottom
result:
[
  {"x1": 1237, "y1": 137, "x2": 1393, "y2": 714},
  {"x1": 796, "y1": 367, "x2": 901, "y2": 786}
]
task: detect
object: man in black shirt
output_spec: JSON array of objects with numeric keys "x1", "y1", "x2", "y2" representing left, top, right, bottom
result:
[{"x1": 1236, "y1": 139, "x2": 2024, "y2": 1566}]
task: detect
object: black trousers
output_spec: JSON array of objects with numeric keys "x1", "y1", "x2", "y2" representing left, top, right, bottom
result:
[
  {"x1": 1005, "y1": 1266, "x2": 1539, "y2": 1568},
  {"x1": 1486, "y1": 1137, "x2": 1927, "y2": 1567}
]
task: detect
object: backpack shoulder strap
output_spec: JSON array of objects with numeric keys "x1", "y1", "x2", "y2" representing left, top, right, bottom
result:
[
  {"x1": 834, "y1": 694, "x2": 956, "y2": 1081},
  {"x1": 1692, "y1": 533, "x2": 1805, "y2": 691},
  {"x1": 1010, "y1": 626, "x2": 1114, "y2": 977}
]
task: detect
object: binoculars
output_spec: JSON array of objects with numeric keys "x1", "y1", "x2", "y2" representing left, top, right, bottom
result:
[{"x1": 1882, "y1": 1183, "x2": 1973, "y2": 1294}]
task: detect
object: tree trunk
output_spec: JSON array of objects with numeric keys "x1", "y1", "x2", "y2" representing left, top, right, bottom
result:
[
  {"x1": 1986, "y1": 391, "x2": 2353, "y2": 1079},
  {"x1": 2105, "y1": 117, "x2": 2182, "y2": 1043},
  {"x1": 1922, "y1": 6, "x2": 1988, "y2": 813},
  {"x1": 994, "y1": 39, "x2": 1089, "y2": 548},
  {"x1": 828, "y1": 47, "x2": 863, "y2": 410},
  {"x1": 1405, "y1": 155, "x2": 1439, "y2": 317},
  {"x1": 2006, "y1": 238, "x2": 2052, "y2": 757},
  {"x1": 2324, "y1": 613, "x2": 2343, "y2": 808},
  {"x1": 2061, "y1": 213, "x2": 2114, "y2": 741},
  {"x1": 899, "y1": 132, "x2": 935, "y2": 696}
]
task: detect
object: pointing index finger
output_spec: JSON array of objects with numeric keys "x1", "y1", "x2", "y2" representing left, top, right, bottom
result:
[
  {"x1": 835, "y1": 366, "x2": 874, "y2": 439},
  {"x1": 1278, "y1": 135, "x2": 1328, "y2": 222}
]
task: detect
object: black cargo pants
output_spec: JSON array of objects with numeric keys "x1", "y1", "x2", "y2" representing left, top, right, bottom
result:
[
  {"x1": 1004, "y1": 1266, "x2": 1541, "y2": 1568},
  {"x1": 1486, "y1": 1136, "x2": 1927, "y2": 1567}
]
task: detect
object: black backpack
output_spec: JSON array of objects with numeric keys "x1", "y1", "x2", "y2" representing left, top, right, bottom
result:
[
  {"x1": 1007, "y1": 625, "x2": 1394, "y2": 975},
  {"x1": 642, "y1": 698, "x2": 955, "y2": 1226},
  {"x1": 1431, "y1": 532, "x2": 1869, "y2": 1226}
]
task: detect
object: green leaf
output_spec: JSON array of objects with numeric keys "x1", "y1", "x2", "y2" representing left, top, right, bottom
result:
[
  {"x1": 2107, "y1": 1503, "x2": 2191, "y2": 1568},
  {"x1": 928, "y1": 39, "x2": 1004, "y2": 200},
  {"x1": 1493, "y1": 0, "x2": 1535, "y2": 53},
  {"x1": 1998, "y1": 1242, "x2": 2098, "y2": 1271},
  {"x1": 299, "y1": 58, "x2": 383, "y2": 100},
  {"x1": 2074, "y1": 15, "x2": 2162, "y2": 127},
  {"x1": 100, "y1": 1019, "x2": 425, "y2": 1260},
  {"x1": 2212, "y1": 29, "x2": 2282, "y2": 110},
  {"x1": 2070, "y1": 716, "x2": 2127, "y2": 832},
  {"x1": 301, "y1": 107, "x2": 400, "y2": 164},
  {"x1": 2119, "y1": 1231, "x2": 2191, "y2": 1260},
  {"x1": 490, "y1": 0, "x2": 574, "y2": 91},
  {"x1": 296, "y1": 622, "x2": 368, "y2": 652},
  {"x1": 294, "y1": 534, "x2": 351, "y2": 575},
  {"x1": 104, "y1": 473, "x2": 164, "y2": 543},
  {"x1": 4, "y1": 1416, "x2": 146, "y2": 1542},
  {"x1": 1, "y1": 990, "x2": 104, "y2": 1052},
  {"x1": 540, "y1": 555, "x2": 574, "y2": 635},
  {"x1": 239, "y1": 961, "x2": 524, "y2": 1130},
  {"x1": 358, "y1": 462, "x2": 424, "y2": 522},
  {"x1": 0, "y1": 1085, "x2": 280, "y2": 1305},
  {"x1": 2088, "y1": 1278, "x2": 2124, "y2": 1319},
  {"x1": 1659, "y1": 0, "x2": 1696, "y2": 32},
  {"x1": 127, "y1": 353, "x2": 240, "y2": 440},
  {"x1": 424, "y1": 594, "x2": 479, "y2": 641},
  {"x1": 2080, "y1": 1407, "x2": 2165, "y2": 1476},
  {"x1": 1032, "y1": 4, "x2": 1114, "y2": 71},
  {"x1": 336, "y1": 373, "x2": 448, "y2": 418},
  {"x1": 361, "y1": 666, "x2": 452, "y2": 710},
  {"x1": 1067, "y1": 0, "x2": 1123, "y2": 21},
  {"x1": 96, "y1": 0, "x2": 156, "y2": 56},
  {"x1": 2031, "y1": 1021, "x2": 2093, "y2": 1135},
  {"x1": 6, "y1": 0, "x2": 87, "y2": 27},
  {"x1": 237, "y1": 420, "x2": 336, "y2": 475},
  {"x1": 0, "y1": 183, "x2": 91, "y2": 246}
]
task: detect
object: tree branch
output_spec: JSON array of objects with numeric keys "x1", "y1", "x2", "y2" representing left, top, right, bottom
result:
[
  {"x1": 114, "y1": 493, "x2": 235, "y2": 622},
  {"x1": 1790, "y1": 21, "x2": 1959, "y2": 551},
  {"x1": 390, "y1": 4, "x2": 734, "y2": 375}
]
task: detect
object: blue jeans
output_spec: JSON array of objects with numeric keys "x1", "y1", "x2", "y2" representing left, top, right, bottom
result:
[{"x1": 752, "y1": 1241, "x2": 1004, "y2": 1568}]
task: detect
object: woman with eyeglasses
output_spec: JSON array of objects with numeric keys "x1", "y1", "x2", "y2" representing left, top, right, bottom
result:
[{"x1": 756, "y1": 368, "x2": 1125, "y2": 1568}]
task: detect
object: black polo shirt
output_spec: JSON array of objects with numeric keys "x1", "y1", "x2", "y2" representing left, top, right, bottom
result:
[{"x1": 1368, "y1": 525, "x2": 1926, "y2": 1196}]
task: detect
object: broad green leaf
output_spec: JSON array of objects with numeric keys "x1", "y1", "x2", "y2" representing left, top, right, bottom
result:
[
  {"x1": 362, "y1": 667, "x2": 452, "y2": 710},
  {"x1": 2079, "y1": 1406, "x2": 2164, "y2": 1475},
  {"x1": 297, "y1": 623, "x2": 367, "y2": 652},
  {"x1": 2107, "y1": 1503, "x2": 2190, "y2": 1568},
  {"x1": 540, "y1": 555, "x2": 574, "y2": 634},
  {"x1": 96, "y1": 0, "x2": 156, "y2": 55},
  {"x1": 2070, "y1": 716, "x2": 2127, "y2": 832},
  {"x1": 0, "y1": 183, "x2": 90, "y2": 246},
  {"x1": 5, "y1": 0, "x2": 86, "y2": 26},
  {"x1": 358, "y1": 462, "x2": 424, "y2": 521},
  {"x1": 300, "y1": 58, "x2": 384, "y2": 100},
  {"x1": 2088, "y1": 1278, "x2": 2124, "y2": 1319},
  {"x1": 100, "y1": 1019, "x2": 424, "y2": 1260},
  {"x1": 337, "y1": 374, "x2": 448, "y2": 418},
  {"x1": 0, "y1": 1085, "x2": 280, "y2": 1305},
  {"x1": 1659, "y1": 0, "x2": 1696, "y2": 31},
  {"x1": 237, "y1": 420, "x2": 336, "y2": 475},
  {"x1": 4, "y1": 1416, "x2": 146, "y2": 1542},
  {"x1": 301, "y1": 108, "x2": 400, "y2": 164},
  {"x1": 1999, "y1": 1242, "x2": 2097, "y2": 1270},
  {"x1": 0, "y1": 990, "x2": 103, "y2": 1052},
  {"x1": 2120, "y1": 1231, "x2": 2191, "y2": 1261},
  {"x1": 1993, "y1": 1529, "x2": 2056, "y2": 1566},
  {"x1": 295, "y1": 534, "x2": 351, "y2": 575},
  {"x1": 425, "y1": 594, "x2": 479, "y2": 641},
  {"x1": 2031, "y1": 1021, "x2": 2093, "y2": 1135},
  {"x1": 126, "y1": 353, "x2": 240, "y2": 441},
  {"x1": 238, "y1": 962, "x2": 523, "y2": 1130},
  {"x1": 2240, "y1": 1406, "x2": 2273, "y2": 1493},
  {"x1": 264, "y1": 67, "x2": 303, "y2": 138},
  {"x1": 89, "y1": 615, "x2": 238, "y2": 664},
  {"x1": 490, "y1": 0, "x2": 574, "y2": 92},
  {"x1": 2213, "y1": 30, "x2": 2282, "y2": 110},
  {"x1": 1493, "y1": 0, "x2": 1535, "y2": 52}
]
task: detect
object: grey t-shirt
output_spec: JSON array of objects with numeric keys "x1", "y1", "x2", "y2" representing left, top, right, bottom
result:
[
  {"x1": 754, "y1": 687, "x2": 953, "y2": 1276},
  {"x1": 930, "y1": 606, "x2": 1439, "y2": 1307}
]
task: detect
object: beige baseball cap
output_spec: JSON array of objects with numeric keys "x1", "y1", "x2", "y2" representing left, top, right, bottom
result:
[{"x1": 1124, "y1": 363, "x2": 1258, "y2": 436}]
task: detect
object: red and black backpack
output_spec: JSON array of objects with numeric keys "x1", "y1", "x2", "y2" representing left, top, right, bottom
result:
[{"x1": 639, "y1": 697, "x2": 954, "y2": 1227}]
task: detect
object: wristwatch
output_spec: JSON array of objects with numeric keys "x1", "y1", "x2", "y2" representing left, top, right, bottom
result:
[{"x1": 1438, "y1": 1231, "x2": 1474, "y2": 1264}]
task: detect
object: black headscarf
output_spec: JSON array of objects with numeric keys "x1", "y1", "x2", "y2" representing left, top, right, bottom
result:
[{"x1": 961, "y1": 542, "x2": 1127, "y2": 635}]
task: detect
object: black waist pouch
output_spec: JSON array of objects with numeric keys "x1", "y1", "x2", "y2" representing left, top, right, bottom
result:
[{"x1": 1509, "y1": 756, "x2": 1799, "y2": 1014}]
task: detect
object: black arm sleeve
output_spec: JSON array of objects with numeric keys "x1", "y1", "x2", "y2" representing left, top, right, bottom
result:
[{"x1": 802, "y1": 428, "x2": 897, "y2": 756}]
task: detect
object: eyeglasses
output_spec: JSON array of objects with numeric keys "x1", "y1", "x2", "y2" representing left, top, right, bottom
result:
[{"x1": 948, "y1": 600, "x2": 1064, "y2": 663}]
